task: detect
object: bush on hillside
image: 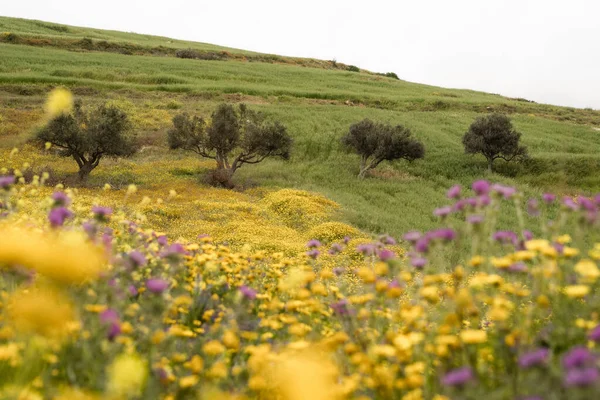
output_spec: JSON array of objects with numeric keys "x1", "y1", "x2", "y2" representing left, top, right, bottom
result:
[
  {"x1": 168, "y1": 104, "x2": 292, "y2": 188},
  {"x1": 37, "y1": 99, "x2": 138, "y2": 181},
  {"x1": 463, "y1": 113, "x2": 528, "y2": 172},
  {"x1": 342, "y1": 118, "x2": 425, "y2": 178},
  {"x1": 346, "y1": 65, "x2": 360, "y2": 72}
]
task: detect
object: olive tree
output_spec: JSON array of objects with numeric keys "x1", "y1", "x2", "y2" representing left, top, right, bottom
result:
[
  {"x1": 462, "y1": 113, "x2": 528, "y2": 172},
  {"x1": 37, "y1": 102, "x2": 138, "y2": 180},
  {"x1": 342, "y1": 119, "x2": 425, "y2": 178},
  {"x1": 168, "y1": 103, "x2": 292, "y2": 187}
]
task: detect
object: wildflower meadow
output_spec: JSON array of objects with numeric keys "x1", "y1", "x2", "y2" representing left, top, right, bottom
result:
[{"x1": 3, "y1": 118, "x2": 600, "y2": 399}]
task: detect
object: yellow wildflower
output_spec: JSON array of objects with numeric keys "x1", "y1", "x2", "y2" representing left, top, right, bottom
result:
[
  {"x1": 574, "y1": 259, "x2": 600, "y2": 281},
  {"x1": 460, "y1": 329, "x2": 487, "y2": 344},
  {"x1": 45, "y1": 88, "x2": 73, "y2": 118},
  {"x1": 564, "y1": 285, "x2": 590, "y2": 298},
  {"x1": 107, "y1": 353, "x2": 147, "y2": 398}
]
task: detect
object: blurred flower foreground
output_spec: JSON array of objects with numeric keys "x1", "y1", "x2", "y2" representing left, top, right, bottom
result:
[{"x1": 2, "y1": 162, "x2": 600, "y2": 399}]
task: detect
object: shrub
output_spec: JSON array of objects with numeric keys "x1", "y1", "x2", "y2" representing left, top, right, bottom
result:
[
  {"x1": 346, "y1": 65, "x2": 360, "y2": 72},
  {"x1": 307, "y1": 222, "x2": 361, "y2": 243},
  {"x1": 384, "y1": 72, "x2": 399, "y2": 80},
  {"x1": 342, "y1": 118, "x2": 425, "y2": 178},
  {"x1": 168, "y1": 104, "x2": 292, "y2": 187},
  {"x1": 37, "y1": 100, "x2": 138, "y2": 180},
  {"x1": 463, "y1": 113, "x2": 528, "y2": 172}
]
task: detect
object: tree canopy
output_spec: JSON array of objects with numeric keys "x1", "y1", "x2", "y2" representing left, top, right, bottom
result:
[
  {"x1": 342, "y1": 119, "x2": 425, "y2": 178},
  {"x1": 462, "y1": 113, "x2": 528, "y2": 172}
]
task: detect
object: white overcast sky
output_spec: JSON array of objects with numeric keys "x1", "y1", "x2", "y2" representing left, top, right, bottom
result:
[{"x1": 3, "y1": 0, "x2": 599, "y2": 109}]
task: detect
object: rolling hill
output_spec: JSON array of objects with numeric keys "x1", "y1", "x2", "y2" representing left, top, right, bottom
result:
[{"x1": 2, "y1": 15, "x2": 600, "y2": 239}]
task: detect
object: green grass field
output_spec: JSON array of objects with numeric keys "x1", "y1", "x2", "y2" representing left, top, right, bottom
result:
[{"x1": 2, "y1": 16, "x2": 600, "y2": 238}]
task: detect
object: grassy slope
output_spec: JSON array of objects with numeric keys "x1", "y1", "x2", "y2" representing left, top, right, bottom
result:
[{"x1": 1, "y1": 16, "x2": 600, "y2": 238}]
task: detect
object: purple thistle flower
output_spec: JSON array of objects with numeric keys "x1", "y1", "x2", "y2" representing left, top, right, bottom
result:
[
  {"x1": 434, "y1": 206, "x2": 453, "y2": 218},
  {"x1": 564, "y1": 367, "x2": 599, "y2": 387},
  {"x1": 99, "y1": 308, "x2": 119, "y2": 324},
  {"x1": 146, "y1": 278, "x2": 169, "y2": 294},
  {"x1": 328, "y1": 243, "x2": 343, "y2": 255},
  {"x1": 378, "y1": 249, "x2": 395, "y2": 261},
  {"x1": 553, "y1": 242, "x2": 565, "y2": 255},
  {"x1": 415, "y1": 237, "x2": 429, "y2": 253},
  {"x1": 411, "y1": 257, "x2": 427, "y2": 269},
  {"x1": 472, "y1": 180, "x2": 490, "y2": 195},
  {"x1": 467, "y1": 214, "x2": 484, "y2": 225},
  {"x1": 403, "y1": 231, "x2": 422, "y2": 243},
  {"x1": 51, "y1": 191, "x2": 71, "y2": 206},
  {"x1": 162, "y1": 243, "x2": 186, "y2": 258},
  {"x1": 563, "y1": 347, "x2": 595, "y2": 369},
  {"x1": 48, "y1": 207, "x2": 73, "y2": 228},
  {"x1": 92, "y1": 205, "x2": 112, "y2": 221},
  {"x1": 508, "y1": 262, "x2": 528, "y2": 273},
  {"x1": 380, "y1": 235, "x2": 397, "y2": 245},
  {"x1": 563, "y1": 197, "x2": 579, "y2": 211},
  {"x1": 527, "y1": 199, "x2": 540, "y2": 216},
  {"x1": 331, "y1": 299, "x2": 350, "y2": 315},
  {"x1": 442, "y1": 367, "x2": 474, "y2": 386},
  {"x1": 579, "y1": 197, "x2": 596, "y2": 212},
  {"x1": 333, "y1": 267, "x2": 344, "y2": 276},
  {"x1": 589, "y1": 325, "x2": 600, "y2": 342},
  {"x1": 307, "y1": 239, "x2": 321, "y2": 248},
  {"x1": 447, "y1": 185, "x2": 461, "y2": 199},
  {"x1": 128, "y1": 250, "x2": 147, "y2": 268},
  {"x1": 478, "y1": 194, "x2": 491, "y2": 207},
  {"x1": 128, "y1": 285, "x2": 139, "y2": 297},
  {"x1": 157, "y1": 235, "x2": 168, "y2": 246},
  {"x1": 428, "y1": 228, "x2": 457, "y2": 242},
  {"x1": 306, "y1": 249, "x2": 320, "y2": 259},
  {"x1": 343, "y1": 236, "x2": 351, "y2": 245},
  {"x1": 239, "y1": 285, "x2": 257, "y2": 300},
  {"x1": 594, "y1": 193, "x2": 600, "y2": 206},
  {"x1": 523, "y1": 230, "x2": 534, "y2": 241},
  {"x1": 82, "y1": 221, "x2": 97, "y2": 239},
  {"x1": 107, "y1": 322, "x2": 121, "y2": 341},
  {"x1": 0, "y1": 175, "x2": 15, "y2": 190},
  {"x1": 357, "y1": 243, "x2": 377, "y2": 256},
  {"x1": 519, "y1": 348, "x2": 549, "y2": 369},
  {"x1": 493, "y1": 231, "x2": 518, "y2": 245},
  {"x1": 491, "y1": 184, "x2": 517, "y2": 199},
  {"x1": 542, "y1": 193, "x2": 556, "y2": 204}
]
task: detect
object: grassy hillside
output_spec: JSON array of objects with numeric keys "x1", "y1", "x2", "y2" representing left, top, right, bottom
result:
[{"x1": 1, "y1": 16, "x2": 600, "y2": 239}]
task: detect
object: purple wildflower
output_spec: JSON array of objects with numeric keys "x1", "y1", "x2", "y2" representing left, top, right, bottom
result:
[
  {"x1": 492, "y1": 184, "x2": 517, "y2": 199},
  {"x1": 92, "y1": 205, "x2": 112, "y2": 221},
  {"x1": 467, "y1": 214, "x2": 484, "y2": 225},
  {"x1": 434, "y1": 206, "x2": 453, "y2": 218},
  {"x1": 542, "y1": 193, "x2": 556, "y2": 204},
  {"x1": 100, "y1": 309, "x2": 119, "y2": 324},
  {"x1": 523, "y1": 230, "x2": 534, "y2": 241},
  {"x1": 428, "y1": 228, "x2": 457, "y2": 241},
  {"x1": 472, "y1": 180, "x2": 490, "y2": 195},
  {"x1": 442, "y1": 367, "x2": 474, "y2": 386},
  {"x1": 51, "y1": 191, "x2": 71, "y2": 206},
  {"x1": 48, "y1": 207, "x2": 73, "y2": 228},
  {"x1": 306, "y1": 249, "x2": 320, "y2": 259},
  {"x1": 519, "y1": 348, "x2": 549, "y2": 369},
  {"x1": 564, "y1": 367, "x2": 599, "y2": 387},
  {"x1": 563, "y1": 347, "x2": 595, "y2": 369},
  {"x1": 493, "y1": 231, "x2": 518, "y2": 245},
  {"x1": 579, "y1": 197, "x2": 596, "y2": 212},
  {"x1": 447, "y1": 185, "x2": 461, "y2": 199},
  {"x1": 82, "y1": 221, "x2": 97, "y2": 239},
  {"x1": 589, "y1": 325, "x2": 600, "y2": 342},
  {"x1": 343, "y1": 236, "x2": 351, "y2": 245},
  {"x1": 0, "y1": 175, "x2": 15, "y2": 190},
  {"x1": 333, "y1": 267, "x2": 344, "y2": 276},
  {"x1": 239, "y1": 285, "x2": 257, "y2": 300},
  {"x1": 403, "y1": 231, "x2": 422, "y2": 243},
  {"x1": 563, "y1": 197, "x2": 579, "y2": 211},
  {"x1": 128, "y1": 285, "x2": 138, "y2": 297},
  {"x1": 378, "y1": 249, "x2": 395, "y2": 261},
  {"x1": 411, "y1": 257, "x2": 427, "y2": 269},
  {"x1": 380, "y1": 235, "x2": 397, "y2": 245},
  {"x1": 146, "y1": 278, "x2": 169, "y2": 294},
  {"x1": 307, "y1": 239, "x2": 321, "y2": 248},
  {"x1": 107, "y1": 322, "x2": 121, "y2": 341},
  {"x1": 415, "y1": 237, "x2": 429, "y2": 253},
  {"x1": 128, "y1": 250, "x2": 147, "y2": 268},
  {"x1": 331, "y1": 299, "x2": 350, "y2": 315},
  {"x1": 328, "y1": 243, "x2": 343, "y2": 255},
  {"x1": 357, "y1": 243, "x2": 377, "y2": 256},
  {"x1": 157, "y1": 235, "x2": 168, "y2": 246},
  {"x1": 527, "y1": 199, "x2": 540, "y2": 216},
  {"x1": 509, "y1": 262, "x2": 528, "y2": 273}
]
